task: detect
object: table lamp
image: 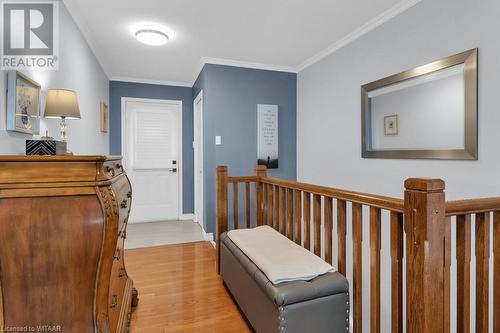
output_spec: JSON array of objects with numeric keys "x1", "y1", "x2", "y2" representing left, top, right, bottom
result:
[{"x1": 43, "y1": 89, "x2": 81, "y2": 142}]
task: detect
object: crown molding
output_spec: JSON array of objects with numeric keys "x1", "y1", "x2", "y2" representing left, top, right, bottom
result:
[
  {"x1": 190, "y1": 57, "x2": 298, "y2": 86},
  {"x1": 297, "y1": 0, "x2": 422, "y2": 72},
  {"x1": 110, "y1": 76, "x2": 192, "y2": 88},
  {"x1": 202, "y1": 57, "x2": 298, "y2": 74},
  {"x1": 62, "y1": 0, "x2": 111, "y2": 78}
]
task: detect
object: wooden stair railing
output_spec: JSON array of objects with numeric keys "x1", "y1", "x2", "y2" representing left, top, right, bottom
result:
[{"x1": 216, "y1": 165, "x2": 500, "y2": 333}]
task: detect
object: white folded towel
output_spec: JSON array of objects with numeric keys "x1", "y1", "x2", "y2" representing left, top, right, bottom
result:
[{"x1": 228, "y1": 226, "x2": 335, "y2": 284}]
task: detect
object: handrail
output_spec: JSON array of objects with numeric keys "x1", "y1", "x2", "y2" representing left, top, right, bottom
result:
[
  {"x1": 227, "y1": 176, "x2": 257, "y2": 183},
  {"x1": 228, "y1": 175, "x2": 500, "y2": 217},
  {"x1": 445, "y1": 197, "x2": 500, "y2": 216},
  {"x1": 260, "y1": 176, "x2": 405, "y2": 213}
]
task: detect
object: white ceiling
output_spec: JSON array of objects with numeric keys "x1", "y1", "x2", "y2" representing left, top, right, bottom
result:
[{"x1": 63, "y1": 0, "x2": 419, "y2": 86}]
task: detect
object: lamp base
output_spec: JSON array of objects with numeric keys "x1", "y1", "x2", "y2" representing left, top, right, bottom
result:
[{"x1": 60, "y1": 117, "x2": 67, "y2": 142}]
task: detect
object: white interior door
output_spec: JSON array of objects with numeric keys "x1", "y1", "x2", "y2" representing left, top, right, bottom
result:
[
  {"x1": 123, "y1": 100, "x2": 181, "y2": 223},
  {"x1": 193, "y1": 92, "x2": 204, "y2": 228}
]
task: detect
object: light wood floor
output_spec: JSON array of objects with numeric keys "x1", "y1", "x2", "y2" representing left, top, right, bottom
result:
[{"x1": 126, "y1": 242, "x2": 252, "y2": 333}]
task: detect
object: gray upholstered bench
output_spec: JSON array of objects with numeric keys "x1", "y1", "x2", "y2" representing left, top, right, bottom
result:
[{"x1": 220, "y1": 232, "x2": 350, "y2": 333}]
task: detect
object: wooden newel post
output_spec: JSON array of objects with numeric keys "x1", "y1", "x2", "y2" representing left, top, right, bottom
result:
[
  {"x1": 404, "y1": 178, "x2": 446, "y2": 333},
  {"x1": 216, "y1": 165, "x2": 228, "y2": 274},
  {"x1": 254, "y1": 165, "x2": 267, "y2": 227}
]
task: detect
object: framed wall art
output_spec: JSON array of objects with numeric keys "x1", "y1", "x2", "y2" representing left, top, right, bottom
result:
[
  {"x1": 100, "y1": 102, "x2": 108, "y2": 133},
  {"x1": 6, "y1": 71, "x2": 41, "y2": 135}
]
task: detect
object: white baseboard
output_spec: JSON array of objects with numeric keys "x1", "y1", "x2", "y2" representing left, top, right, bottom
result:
[
  {"x1": 203, "y1": 232, "x2": 214, "y2": 242},
  {"x1": 180, "y1": 213, "x2": 195, "y2": 221},
  {"x1": 201, "y1": 228, "x2": 214, "y2": 242}
]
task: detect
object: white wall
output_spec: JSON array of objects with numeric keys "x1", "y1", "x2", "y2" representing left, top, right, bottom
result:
[
  {"x1": 297, "y1": 0, "x2": 499, "y2": 331},
  {"x1": 0, "y1": 1, "x2": 109, "y2": 155}
]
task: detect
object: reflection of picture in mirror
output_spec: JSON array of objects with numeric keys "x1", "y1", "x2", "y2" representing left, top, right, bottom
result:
[{"x1": 384, "y1": 115, "x2": 398, "y2": 135}]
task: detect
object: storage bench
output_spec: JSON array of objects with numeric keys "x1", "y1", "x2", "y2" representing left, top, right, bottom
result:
[{"x1": 220, "y1": 232, "x2": 350, "y2": 333}]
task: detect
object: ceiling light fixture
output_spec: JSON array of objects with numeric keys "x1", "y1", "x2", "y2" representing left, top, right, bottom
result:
[{"x1": 135, "y1": 28, "x2": 169, "y2": 46}]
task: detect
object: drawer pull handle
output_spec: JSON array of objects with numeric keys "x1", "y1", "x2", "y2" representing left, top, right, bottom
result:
[
  {"x1": 114, "y1": 249, "x2": 121, "y2": 260},
  {"x1": 110, "y1": 295, "x2": 118, "y2": 308},
  {"x1": 118, "y1": 268, "x2": 126, "y2": 278},
  {"x1": 106, "y1": 166, "x2": 115, "y2": 177},
  {"x1": 116, "y1": 163, "x2": 123, "y2": 170},
  {"x1": 121, "y1": 200, "x2": 128, "y2": 209},
  {"x1": 127, "y1": 191, "x2": 132, "y2": 198}
]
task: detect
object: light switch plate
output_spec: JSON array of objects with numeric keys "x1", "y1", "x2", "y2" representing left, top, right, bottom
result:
[{"x1": 215, "y1": 136, "x2": 222, "y2": 145}]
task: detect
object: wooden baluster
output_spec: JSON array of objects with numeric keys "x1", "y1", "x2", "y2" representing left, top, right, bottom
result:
[
  {"x1": 352, "y1": 202, "x2": 363, "y2": 333},
  {"x1": 254, "y1": 165, "x2": 267, "y2": 226},
  {"x1": 267, "y1": 184, "x2": 273, "y2": 227},
  {"x1": 273, "y1": 185, "x2": 279, "y2": 230},
  {"x1": 262, "y1": 183, "x2": 267, "y2": 225},
  {"x1": 475, "y1": 212, "x2": 490, "y2": 333},
  {"x1": 303, "y1": 193, "x2": 311, "y2": 251},
  {"x1": 494, "y1": 212, "x2": 500, "y2": 332},
  {"x1": 404, "y1": 179, "x2": 446, "y2": 333},
  {"x1": 390, "y1": 211, "x2": 404, "y2": 333},
  {"x1": 286, "y1": 189, "x2": 294, "y2": 240},
  {"x1": 444, "y1": 217, "x2": 451, "y2": 333},
  {"x1": 245, "y1": 182, "x2": 250, "y2": 228},
  {"x1": 216, "y1": 166, "x2": 228, "y2": 274},
  {"x1": 456, "y1": 214, "x2": 471, "y2": 333},
  {"x1": 324, "y1": 197, "x2": 333, "y2": 264},
  {"x1": 313, "y1": 194, "x2": 321, "y2": 257},
  {"x1": 294, "y1": 190, "x2": 302, "y2": 245},
  {"x1": 370, "y1": 207, "x2": 381, "y2": 333},
  {"x1": 233, "y1": 182, "x2": 238, "y2": 230},
  {"x1": 279, "y1": 187, "x2": 286, "y2": 235},
  {"x1": 337, "y1": 200, "x2": 347, "y2": 276}
]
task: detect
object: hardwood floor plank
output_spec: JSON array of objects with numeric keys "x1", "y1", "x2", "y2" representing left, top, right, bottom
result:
[{"x1": 126, "y1": 242, "x2": 252, "y2": 333}]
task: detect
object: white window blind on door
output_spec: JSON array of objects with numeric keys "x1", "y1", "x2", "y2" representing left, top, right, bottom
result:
[{"x1": 131, "y1": 109, "x2": 177, "y2": 170}]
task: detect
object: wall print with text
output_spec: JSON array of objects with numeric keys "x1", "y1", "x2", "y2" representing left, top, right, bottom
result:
[{"x1": 257, "y1": 104, "x2": 278, "y2": 169}]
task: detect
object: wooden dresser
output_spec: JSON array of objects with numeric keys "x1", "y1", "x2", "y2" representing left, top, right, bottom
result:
[{"x1": 0, "y1": 155, "x2": 137, "y2": 333}]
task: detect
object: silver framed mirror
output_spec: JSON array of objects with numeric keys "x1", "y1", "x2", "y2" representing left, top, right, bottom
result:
[{"x1": 361, "y1": 48, "x2": 478, "y2": 160}]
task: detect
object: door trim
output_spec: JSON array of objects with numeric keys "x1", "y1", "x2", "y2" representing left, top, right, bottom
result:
[
  {"x1": 121, "y1": 97, "x2": 183, "y2": 220},
  {"x1": 193, "y1": 90, "x2": 204, "y2": 228}
]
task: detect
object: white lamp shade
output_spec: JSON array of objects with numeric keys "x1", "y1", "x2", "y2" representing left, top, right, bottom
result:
[{"x1": 44, "y1": 89, "x2": 81, "y2": 119}]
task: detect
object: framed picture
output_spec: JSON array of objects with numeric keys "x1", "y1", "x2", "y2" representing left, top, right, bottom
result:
[
  {"x1": 257, "y1": 104, "x2": 279, "y2": 168},
  {"x1": 100, "y1": 102, "x2": 108, "y2": 133},
  {"x1": 6, "y1": 71, "x2": 41, "y2": 135},
  {"x1": 384, "y1": 115, "x2": 398, "y2": 135}
]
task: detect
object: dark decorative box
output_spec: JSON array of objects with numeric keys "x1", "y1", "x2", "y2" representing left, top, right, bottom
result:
[{"x1": 26, "y1": 140, "x2": 67, "y2": 155}]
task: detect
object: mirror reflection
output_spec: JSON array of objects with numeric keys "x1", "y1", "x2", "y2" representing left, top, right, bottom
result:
[
  {"x1": 369, "y1": 64, "x2": 465, "y2": 151},
  {"x1": 361, "y1": 49, "x2": 477, "y2": 160}
]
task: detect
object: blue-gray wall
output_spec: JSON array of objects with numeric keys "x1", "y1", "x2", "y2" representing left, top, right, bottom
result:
[
  {"x1": 109, "y1": 81, "x2": 194, "y2": 214},
  {"x1": 193, "y1": 64, "x2": 297, "y2": 234}
]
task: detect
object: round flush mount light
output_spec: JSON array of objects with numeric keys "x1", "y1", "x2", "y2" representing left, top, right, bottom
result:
[{"x1": 135, "y1": 28, "x2": 169, "y2": 46}]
